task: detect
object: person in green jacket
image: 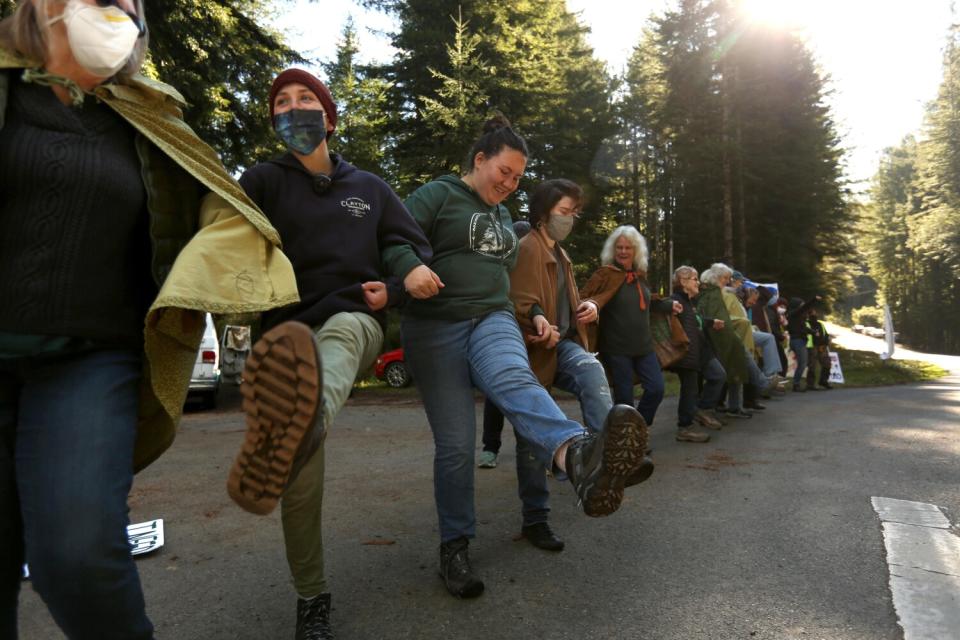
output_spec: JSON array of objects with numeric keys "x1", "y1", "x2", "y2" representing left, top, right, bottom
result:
[
  {"x1": 696, "y1": 264, "x2": 749, "y2": 408},
  {"x1": 0, "y1": 2, "x2": 298, "y2": 637},
  {"x1": 382, "y1": 115, "x2": 651, "y2": 599}
]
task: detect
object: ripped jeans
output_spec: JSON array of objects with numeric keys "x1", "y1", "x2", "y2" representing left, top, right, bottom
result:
[
  {"x1": 551, "y1": 339, "x2": 613, "y2": 432},
  {"x1": 515, "y1": 339, "x2": 613, "y2": 526}
]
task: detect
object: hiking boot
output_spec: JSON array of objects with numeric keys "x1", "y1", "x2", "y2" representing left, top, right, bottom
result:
[
  {"x1": 477, "y1": 451, "x2": 498, "y2": 469},
  {"x1": 521, "y1": 522, "x2": 565, "y2": 552},
  {"x1": 625, "y1": 456, "x2": 655, "y2": 487},
  {"x1": 565, "y1": 404, "x2": 646, "y2": 517},
  {"x1": 439, "y1": 537, "x2": 484, "y2": 598},
  {"x1": 694, "y1": 410, "x2": 723, "y2": 430},
  {"x1": 676, "y1": 426, "x2": 711, "y2": 443},
  {"x1": 228, "y1": 321, "x2": 324, "y2": 515},
  {"x1": 295, "y1": 593, "x2": 333, "y2": 640}
]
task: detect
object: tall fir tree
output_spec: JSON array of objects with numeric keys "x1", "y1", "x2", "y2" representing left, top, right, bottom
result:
[
  {"x1": 322, "y1": 16, "x2": 392, "y2": 176},
  {"x1": 367, "y1": 0, "x2": 614, "y2": 234},
  {"x1": 860, "y1": 19, "x2": 960, "y2": 354},
  {"x1": 144, "y1": 0, "x2": 304, "y2": 172},
  {"x1": 417, "y1": 7, "x2": 489, "y2": 177}
]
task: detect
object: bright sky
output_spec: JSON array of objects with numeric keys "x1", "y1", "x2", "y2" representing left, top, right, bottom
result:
[{"x1": 276, "y1": 0, "x2": 953, "y2": 189}]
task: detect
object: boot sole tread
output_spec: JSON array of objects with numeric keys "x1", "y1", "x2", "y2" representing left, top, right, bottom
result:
[
  {"x1": 583, "y1": 408, "x2": 648, "y2": 517},
  {"x1": 227, "y1": 322, "x2": 321, "y2": 515}
]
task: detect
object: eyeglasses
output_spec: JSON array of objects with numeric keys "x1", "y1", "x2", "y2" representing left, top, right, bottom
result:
[
  {"x1": 95, "y1": 0, "x2": 147, "y2": 38},
  {"x1": 681, "y1": 275, "x2": 699, "y2": 282}
]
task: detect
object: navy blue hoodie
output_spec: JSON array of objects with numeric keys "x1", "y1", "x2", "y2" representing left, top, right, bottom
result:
[{"x1": 239, "y1": 153, "x2": 432, "y2": 330}]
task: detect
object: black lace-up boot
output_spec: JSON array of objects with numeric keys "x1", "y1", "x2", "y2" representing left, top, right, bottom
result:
[
  {"x1": 439, "y1": 536, "x2": 484, "y2": 598},
  {"x1": 295, "y1": 593, "x2": 333, "y2": 640}
]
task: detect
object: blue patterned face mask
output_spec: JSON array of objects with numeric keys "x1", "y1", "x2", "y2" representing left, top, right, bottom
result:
[{"x1": 273, "y1": 109, "x2": 327, "y2": 155}]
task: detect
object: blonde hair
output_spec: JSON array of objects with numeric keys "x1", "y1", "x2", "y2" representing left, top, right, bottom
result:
[
  {"x1": 600, "y1": 225, "x2": 649, "y2": 272},
  {"x1": 0, "y1": 0, "x2": 148, "y2": 80}
]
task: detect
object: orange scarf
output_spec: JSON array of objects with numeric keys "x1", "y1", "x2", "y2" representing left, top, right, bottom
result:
[{"x1": 624, "y1": 271, "x2": 647, "y2": 310}]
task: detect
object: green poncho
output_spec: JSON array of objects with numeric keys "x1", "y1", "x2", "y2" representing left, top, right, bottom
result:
[{"x1": 696, "y1": 283, "x2": 747, "y2": 385}]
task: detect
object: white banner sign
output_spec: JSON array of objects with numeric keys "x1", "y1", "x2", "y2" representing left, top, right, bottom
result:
[{"x1": 828, "y1": 351, "x2": 845, "y2": 384}]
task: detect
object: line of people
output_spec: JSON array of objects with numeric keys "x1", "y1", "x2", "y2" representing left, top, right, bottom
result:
[{"x1": 0, "y1": 4, "x2": 833, "y2": 635}]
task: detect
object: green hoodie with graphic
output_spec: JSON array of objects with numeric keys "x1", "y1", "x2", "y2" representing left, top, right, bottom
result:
[{"x1": 383, "y1": 175, "x2": 518, "y2": 321}]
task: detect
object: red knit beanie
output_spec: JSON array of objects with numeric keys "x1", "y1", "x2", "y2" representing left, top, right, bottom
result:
[{"x1": 268, "y1": 68, "x2": 338, "y2": 132}]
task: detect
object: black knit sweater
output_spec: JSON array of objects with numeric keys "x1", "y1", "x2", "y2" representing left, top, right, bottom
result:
[{"x1": 0, "y1": 76, "x2": 152, "y2": 348}]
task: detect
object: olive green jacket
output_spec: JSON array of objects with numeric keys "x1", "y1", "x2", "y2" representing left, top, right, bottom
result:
[
  {"x1": 696, "y1": 284, "x2": 747, "y2": 385},
  {"x1": 0, "y1": 48, "x2": 299, "y2": 471}
]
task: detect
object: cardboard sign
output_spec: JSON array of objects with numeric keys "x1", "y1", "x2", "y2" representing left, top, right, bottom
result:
[
  {"x1": 828, "y1": 351, "x2": 845, "y2": 384},
  {"x1": 22, "y1": 519, "x2": 164, "y2": 580}
]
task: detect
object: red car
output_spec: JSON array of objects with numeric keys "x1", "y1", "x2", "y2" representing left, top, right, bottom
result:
[{"x1": 374, "y1": 348, "x2": 412, "y2": 388}]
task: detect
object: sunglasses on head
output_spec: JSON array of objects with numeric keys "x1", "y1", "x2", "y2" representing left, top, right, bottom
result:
[{"x1": 94, "y1": 0, "x2": 147, "y2": 38}]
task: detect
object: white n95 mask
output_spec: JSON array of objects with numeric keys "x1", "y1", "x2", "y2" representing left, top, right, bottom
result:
[{"x1": 49, "y1": 0, "x2": 143, "y2": 78}]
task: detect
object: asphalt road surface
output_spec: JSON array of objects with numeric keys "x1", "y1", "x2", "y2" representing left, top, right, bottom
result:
[{"x1": 18, "y1": 331, "x2": 960, "y2": 639}]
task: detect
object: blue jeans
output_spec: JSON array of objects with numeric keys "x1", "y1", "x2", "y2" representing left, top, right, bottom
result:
[
  {"x1": 696, "y1": 357, "x2": 727, "y2": 411},
  {"x1": 514, "y1": 339, "x2": 613, "y2": 526},
  {"x1": 0, "y1": 349, "x2": 153, "y2": 640},
  {"x1": 553, "y1": 339, "x2": 612, "y2": 433},
  {"x1": 514, "y1": 431, "x2": 550, "y2": 526},
  {"x1": 745, "y1": 347, "x2": 770, "y2": 390},
  {"x1": 402, "y1": 310, "x2": 585, "y2": 542},
  {"x1": 601, "y1": 351, "x2": 664, "y2": 426},
  {"x1": 790, "y1": 338, "x2": 808, "y2": 385},
  {"x1": 752, "y1": 330, "x2": 781, "y2": 377}
]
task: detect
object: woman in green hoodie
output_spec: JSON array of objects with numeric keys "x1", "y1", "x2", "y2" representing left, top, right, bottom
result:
[{"x1": 383, "y1": 116, "x2": 650, "y2": 599}]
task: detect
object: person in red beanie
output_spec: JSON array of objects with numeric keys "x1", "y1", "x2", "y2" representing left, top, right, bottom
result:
[{"x1": 228, "y1": 68, "x2": 440, "y2": 640}]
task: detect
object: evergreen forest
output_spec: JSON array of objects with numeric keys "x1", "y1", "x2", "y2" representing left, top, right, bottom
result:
[{"x1": 1, "y1": 0, "x2": 957, "y2": 353}]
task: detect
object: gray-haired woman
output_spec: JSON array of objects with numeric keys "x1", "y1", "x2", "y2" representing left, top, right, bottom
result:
[
  {"x1": 669, "y1": 266, "x2": 727, "y2": 441},
  {"x1": 581, "y1": 226, "x2": 681, "y2": 428}
]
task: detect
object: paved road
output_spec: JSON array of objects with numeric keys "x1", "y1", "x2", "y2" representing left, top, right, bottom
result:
[{"x1": 18, "y1": 338, "x2": 960, "y2": 639}]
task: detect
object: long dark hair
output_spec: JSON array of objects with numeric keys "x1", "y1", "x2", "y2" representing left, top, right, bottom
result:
[
  {"x1": 462, "y1": 114, "x2": 528, "y2": 174},
  {"x1": 528, "y1": 178, "x2": 582, "y2": 227}
]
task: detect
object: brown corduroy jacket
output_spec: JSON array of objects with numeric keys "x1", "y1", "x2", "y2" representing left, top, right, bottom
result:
[{"x1": 509, "y1": 231, "x2": 592, "y2": 387}]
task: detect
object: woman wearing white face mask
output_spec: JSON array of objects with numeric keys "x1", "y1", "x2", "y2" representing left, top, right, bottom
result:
[{"x1": 0, "y1": 1, "x2": 298, "y2": 637}]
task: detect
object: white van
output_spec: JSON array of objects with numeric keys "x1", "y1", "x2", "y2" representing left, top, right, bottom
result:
[{"x1": 188, "y1": 313, "x2": 221, "y2": 408}]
